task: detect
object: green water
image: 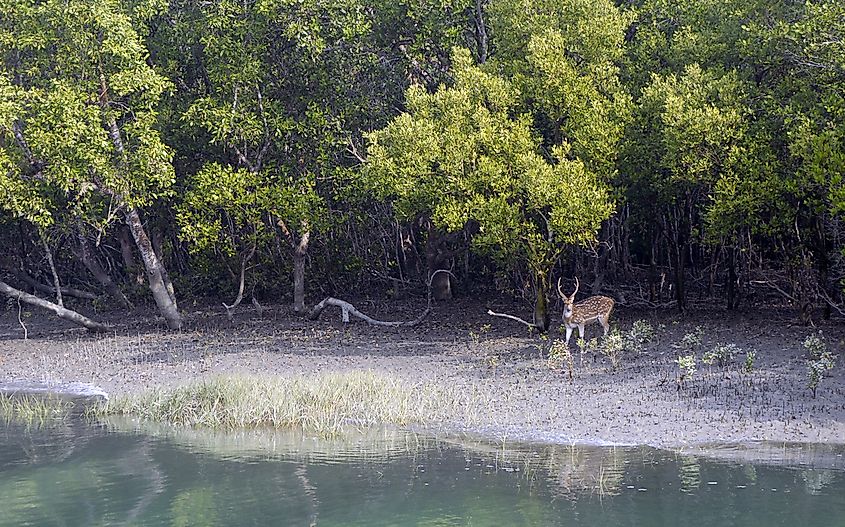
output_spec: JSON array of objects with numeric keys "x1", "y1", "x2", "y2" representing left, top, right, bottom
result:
[{"x1": 1, "y1": 420, "x2": 844, "y2": 527}]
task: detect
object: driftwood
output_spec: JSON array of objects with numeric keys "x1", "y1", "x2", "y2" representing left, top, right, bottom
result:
[
  {"x1": 308, "y1": 297, "x2": 430, "y2": 327},
  {"x1": 0, "y1": 280, "x2": 109, "y2": 333},
  {"x1": 306, "y1": 269, "x2": 453, "y2": 327},
  {"x1": 486, "y1": 309, "x2": 541, "y2": 329}
]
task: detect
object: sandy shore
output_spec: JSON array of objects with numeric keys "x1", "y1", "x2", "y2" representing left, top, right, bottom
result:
[{"x1": 1, "y1": 298, "x2": 843, "y2": 448}]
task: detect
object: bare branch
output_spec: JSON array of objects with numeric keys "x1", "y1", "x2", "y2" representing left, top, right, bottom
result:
[
  {"x1": 486, "y1": 309, "x2": 539, "y2": 329},
  {"x1": 0, "y1": 280, "x2": 109, "y2": 333},
  {"x1": 308, "y1": 297, "x2": 430, "y2": 327}
]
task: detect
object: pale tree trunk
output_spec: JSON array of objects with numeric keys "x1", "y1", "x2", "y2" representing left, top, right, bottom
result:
[
  {"x1": 126, "y1": 207, "x2": 182, "y2": 329},
  {"x1": 474, "y1": 0, "x2": 489, "y2": 63},
  {"x1": 278, "y1": 218, "x2": 311, "y2": 314},
  {"x1": 0, "y1": 280, "x2": 109, "y2": 333},
  {"x1": 150, "y1": 227, "x2": 177, "y2": 306},
  {"x1": 99, "y1": 72, "x2": 180, "y2": 329},
  {"x1": 222, "y1": 244, "x2": 257, "y2": 319}
]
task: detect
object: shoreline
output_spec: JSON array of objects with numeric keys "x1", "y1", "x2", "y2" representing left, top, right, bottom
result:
[{"x1": 1, "y1": 301, "x2": 844, "y2": 450}]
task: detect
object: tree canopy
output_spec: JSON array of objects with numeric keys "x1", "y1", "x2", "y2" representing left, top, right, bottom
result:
[{"x1": 1, "y1": 0, "x2": 843, "y2": 329}]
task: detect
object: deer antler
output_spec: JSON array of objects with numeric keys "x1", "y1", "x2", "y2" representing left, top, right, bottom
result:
[
  {"x1": 572, "y1": 277, "x2": 580, "y2": 299},
  {"x1": 557, "y1": 277, "x2": 567, "y2": 299}
]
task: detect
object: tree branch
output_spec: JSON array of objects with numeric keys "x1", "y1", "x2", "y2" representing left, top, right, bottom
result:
[{"x1": 0, "y1": 280, "x2": 109, "y2": 333}]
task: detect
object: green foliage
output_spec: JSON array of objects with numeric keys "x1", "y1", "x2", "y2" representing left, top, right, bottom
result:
[
  {"x1": 366, "y1": 48, "x2": 613, "y2": 282},
  {"x1": 598, "y1": 328, "x2": 625, "y2": 370},
  {"x1": 678, "y1": 326, "x2": 705, "y2": 352},
  {"x1": 802, "y1": 333, "x2": 836, "y2": 398},
  {"x1": 803, "y1": 333, "x2": 837, "y2": 398},
  {"x1": 807, "y1": 355, "x2": 835, "y2": 399},
  {"x1": 489, "y1": 0, "x2": 632, "y2": 178},
  {"x1": 702, "y1": 343, "x2": 741, "y2": 368},
  {"x1": 178, "y1": 164, "x2": 271, "y2": 256},
  {"x1": 743, "y1": 350, "x2": 757, "y2": 374},
  {"x1": 626, "y1": 320, "x2": 656, "y2": 352},
  {"x1": 676, "y1": 354, "x2": 697, "y2": 382},
  {"x1": 0, "y1": 0, "x2": 175, "y2": 232},
  {"x1": 803, "y1": 334, "x2": 828, "y2": 359}
]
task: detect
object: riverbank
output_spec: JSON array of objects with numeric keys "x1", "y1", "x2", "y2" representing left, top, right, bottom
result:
[{"x1": 1, "y1": 298, "x2": 843, "y2": 448}]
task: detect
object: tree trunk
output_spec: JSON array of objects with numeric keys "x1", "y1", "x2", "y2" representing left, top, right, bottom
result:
[
  {"x1": 293, "y1": 231, "x2": 310, "y2": 313},
  {"x1": 648, "y1": 224, "x2": 659, "y2": 303},
  {"x1": 814, "y1": 216, "x2": 832, "y2": 320},
  {"x1": 532, "y1": 271, "x2": 550, "y2": 333},
  {"x1": 119, "y1": 225, "x2": 144, "y2": 285},
  {"x1": 150, "y1": 226, "x2": 177, "y2": 306},
  {"x1": 0, "y1": 280, "x2": 109, "y2": 333},
  {"x1": 726, "y1": 246, "x2": 737, "y2": 310},
  {"x1": 670, "y1": 202, "x2": 687, "y2": 312},
  {"x1": 398, "y1": 221, "x2": 421, "y2": 284},
  {"x1": 77, "y1": 230, "x2": 132, "y2": 309},
  {"x1": 39, "y1": 232, "x2": 63, "y2": 307},
  {"x1": 425, "y1": 224, "x2": 453, "y2": 301},
  {"x1": 592, "y1": 223, "x2": 610, "y2": 295},
  {"x1": 474, "y1": 0, "x2": 489, "y2": 63},
  {"x1": 125, "y1": 207, "x2": 182, "y2": 329}
]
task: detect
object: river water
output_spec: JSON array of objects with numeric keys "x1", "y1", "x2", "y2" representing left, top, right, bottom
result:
[{"x1": 1, "y1": 419, "x2": 843, "y2": 526}]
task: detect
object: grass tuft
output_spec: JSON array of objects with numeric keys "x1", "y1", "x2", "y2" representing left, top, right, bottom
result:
[
  {"x1": 0, "y1": 395, "x2": 73, "y2": 425},
  {"x1": 100, "y1": 371, "x2": 488, "y2": 436}
]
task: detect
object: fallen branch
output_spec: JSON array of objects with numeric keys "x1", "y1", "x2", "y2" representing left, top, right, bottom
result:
[
  {"x1": 749, "y1": 279, "x2": 796, "y2": 302},
  {"x1": 308, "y1": 297, "x2": 430, "y2": 327},
  {"x1": 0, "y1": 280, "x2": 109, "y2": 333},
  {"x1": 486, "y1": 309, "x2": 541, "y2": 329}
]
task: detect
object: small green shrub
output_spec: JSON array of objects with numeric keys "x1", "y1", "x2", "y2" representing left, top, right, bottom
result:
[
  {"x1": 679, "y1": 326, "x2": 704, "y2": 351},
  {"x1": 742, "y1": 350, "x2": 757, "y2": 373},
  {"x1": 599, "y1": 329, "x2": 626, "y2": 369},
  {"x1": 703, "y1": 343, "x2": 741, "y2": 368},
  {"x1": 626, "y1": 320, "x2": 656, "y2": 353},
  {"x1": 804, "y1": 334, "x2": 836, "y2": 398},
  {"x1": 803, "y1": 334, "x2": 827, "y2": 358},
  {"x1": 676, "y1": 354, "x2": 697, "y2": 383}
]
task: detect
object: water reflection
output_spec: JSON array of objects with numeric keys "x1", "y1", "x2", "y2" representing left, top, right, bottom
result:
[{"x1": 0, "y1": 419, "x2": 844, "y2": 527}]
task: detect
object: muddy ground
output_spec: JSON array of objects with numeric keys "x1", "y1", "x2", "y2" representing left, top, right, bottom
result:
[{"x1": 1, "y1": 296, "x2": 843, "y2": 448}]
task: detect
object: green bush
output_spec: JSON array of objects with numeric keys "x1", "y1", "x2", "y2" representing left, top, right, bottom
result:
[
  {"x1": 742, "y1": 350, "x2": 757, "y2": 373},
  {"x1": 676, "y1": 354, "x2": 697, "y2": 383},
  {"x1": 600, "y1": 329, "x2": 626, "y2": 369},
  {"x1": 703, "y1": 343, "x2": 741, "y2": 368},
  {"x1": 679, "y1": 326, "x2": 704, "y2": 351},
  {"x1": 804, "y1": 333, "x2": 836, "y2": 398},
  {"x1": 626, "y1": 320, "x2": 656, "y2": 353}
]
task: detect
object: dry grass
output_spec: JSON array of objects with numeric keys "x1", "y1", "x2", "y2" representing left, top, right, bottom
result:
[{"x1": 102, "y1": 370, "x2": 490, "y2": 436}]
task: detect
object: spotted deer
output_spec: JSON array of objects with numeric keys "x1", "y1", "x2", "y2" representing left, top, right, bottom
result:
[{"x1": 557, "y1": 277, "x2": 615, "y2": 346}]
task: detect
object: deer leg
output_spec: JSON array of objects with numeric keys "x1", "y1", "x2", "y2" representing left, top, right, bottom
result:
[
  {"x1": 565, "y1": 326, "x2": 573, "y2": 346},
  {"x1": 578, "y1": 325, "x2": 584, "y2": 344},
  {"x1": 600, "y1": 317, "x2": 610, "y2": 336}
]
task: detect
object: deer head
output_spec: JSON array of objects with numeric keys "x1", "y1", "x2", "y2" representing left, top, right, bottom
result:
[{"x1": 557, "y1": 277, "x2": 579, "y2": 319}]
